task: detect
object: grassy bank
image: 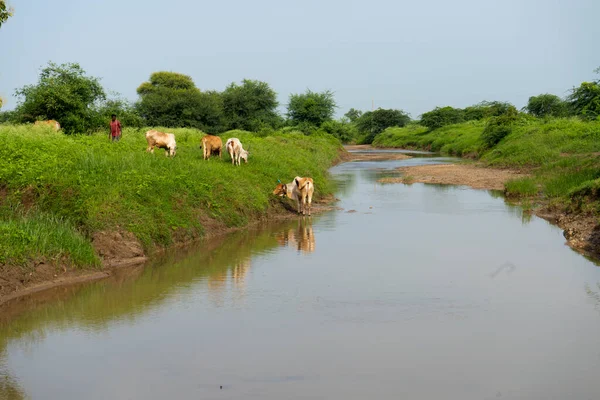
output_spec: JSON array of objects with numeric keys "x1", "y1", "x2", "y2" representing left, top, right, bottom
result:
[
  {"x1": 373, "y1": 118, "x2": 600, "y2": 210},
  {"x1": 0, "y1": 125, "x2": 341, "y2": 271}
]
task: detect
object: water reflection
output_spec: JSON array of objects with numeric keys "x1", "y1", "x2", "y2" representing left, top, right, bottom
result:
[{"x1": 274, "y1": 218, "x2": 316, "y2": 254}]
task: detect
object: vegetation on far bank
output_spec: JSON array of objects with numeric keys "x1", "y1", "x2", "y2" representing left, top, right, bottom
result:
[
  {"x1": 373, "y1": 117, "x2": 600, "y2": 214},
  {"x1": 0, "y1": 124, "x2": 341, "y2": 270}
]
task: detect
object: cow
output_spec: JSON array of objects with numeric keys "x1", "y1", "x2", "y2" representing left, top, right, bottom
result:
[
  {"x1": 272, "y1": 176, "x2": 315, "y2": 216},
  {"x1": 225, "y1": 137, "x2": 249, "y2": 166},
  {"x1": 145, "y1": 130, "x2": 177, "y2": 157},
  {"x1": 34, "y1": 120, "x2": 60, "y2": 131},
  {"x1": 200, "y1": 135, "x2": 222, "y2": 160}
]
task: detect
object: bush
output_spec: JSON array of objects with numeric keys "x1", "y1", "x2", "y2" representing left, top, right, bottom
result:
[
  {"x1": 481, "y1": 106, "x2": 518, "y2": 148},
  {"x1": 355, "y1": 108, "x2": 411, "y2": 144},
  {"x1": 320, "y1": 120, "x2": 357, "y2": 143},
  {"x1": 420, "y1": 106, "x2": 465, "y2": 130},
  {"x1": 525, "y1": 94, "x2": 568, "y2": 118}
]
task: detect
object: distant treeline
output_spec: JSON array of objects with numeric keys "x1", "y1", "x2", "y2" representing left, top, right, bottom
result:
[{"x1": 0, "y1": 62, "x2": 598, "y2": 143}]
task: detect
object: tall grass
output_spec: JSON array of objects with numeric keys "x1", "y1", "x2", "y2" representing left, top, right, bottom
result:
[{"x1": 0, "y1": 125, "x2": 342, "y2": 269}]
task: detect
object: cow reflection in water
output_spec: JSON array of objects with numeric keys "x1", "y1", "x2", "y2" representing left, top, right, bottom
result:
[
  {"x1": 206, "y1": 258, "x2": 252, "y2": 306},
  {"x1": 276, "y1": 218, "x2": 316, "y2": 254}
]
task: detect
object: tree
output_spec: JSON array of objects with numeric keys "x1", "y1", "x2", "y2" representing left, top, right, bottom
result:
[
  {"x1": 420, "y1": 106, "x2": 464, "y2": 130},
  {"x1": 320, "y1": 120, "x2": 358, "y2": 143},
  {"x1": 221, "y1": 79, "x2": 281, "y2": 131},
  {"x1": 481, "y1": 105, "x2": 519, "y2": 148},
  {"x1": 136, "y1": 71, "x2": 224, "y2": 132},
  {"x1": 569, "y1": 80, "x2": 600, "y2": 120},
  {"x1": 355, "y1": 108, "x2": 411, "y2": 144},
  {"x1": 525, "y1": 94, "x2": 567, "y2": 118},
  {"x1": 287, "y1": 90, "x2": 336, "y2": 127},
  {"x1": 14, "y1": 62, "x2": 105, "y2": 134},
  {"x1": 0, "y1": 1, "x2": 14, "y2": 29},
  {"x1": 344, "y1": 108, "x2": 362, "y2": 123}
]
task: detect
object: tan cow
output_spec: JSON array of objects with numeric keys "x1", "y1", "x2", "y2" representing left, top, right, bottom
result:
[
  {"x1": 200, "y1": 135, "x2": 223, "y2": 160},
  {"x1": 34, "y1": 120, "x2": 60, "y2": 131},
  {"x1": 272, "y1": 176, "x2": 315, "y2": 216},
  {"x1": 145, "y1": 130, "x2": 177, "y2": 157}
]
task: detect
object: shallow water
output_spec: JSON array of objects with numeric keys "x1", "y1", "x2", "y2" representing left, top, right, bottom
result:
[{"x1": 2, "y1": 152, "x2": 600, "y2": 399}]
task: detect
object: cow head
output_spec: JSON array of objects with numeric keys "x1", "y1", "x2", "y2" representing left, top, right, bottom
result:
[
  {"x1": 240, "y1": 149, "x2": 249, "y2": 163},
  {"x1": 272, "y1": 183, "x2": 287, "y2": 197}
]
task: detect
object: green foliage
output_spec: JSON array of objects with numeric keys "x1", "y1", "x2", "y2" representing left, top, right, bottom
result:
[
  {"x1": 525, "y1": 94, "x2": 568, "y2": 118},
  {"x1": 481, "y1": 105, "x2": 519, "y2": 148},
  {"x1": 93, "y1": 97, "x2": 145, "y2": 128},
  {"x1": 569, "y1": 81, "x2": 600, "y2": 120},
  {"x1": 0, "y1": 124, "x2": 340, "y2": 268},
  {"x1": 355, "y1": 108, "x2": 411, "y2": 144},
  {"x1": 0, "y1": 1, "x2": 13, "y2": 28},
  {"x1": 505, "y1": 178, "x2": 538, "y2": 197},
  {"x1": 344, "y1": 108, "x2": 362, "y2": 123},
  {"x1": 14, "y1": 62, "x2": 106, "y2": 134},
  {"x1": 136, "y1": 72, "x2": 224, "y2": 132},
  {"x1": 221, "y1": 79, "x2": 281, "y2": 131},
  {"x1": 420, "y1": 106, "x2": 465, "y2": 130},
  {"x1": 320, "y1": 120, "x2": 357, "y2": 143},
  {"x1": 287, "y1": 90, "x2": 336, "y2": 127},
  {"x1": 373, "y1": 121, "x2": 484, "y2": 156}
]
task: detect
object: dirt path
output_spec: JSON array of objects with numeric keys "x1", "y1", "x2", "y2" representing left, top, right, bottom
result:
[{"x1": 379, "y1": 163, "x2": 527, "y2": 191}]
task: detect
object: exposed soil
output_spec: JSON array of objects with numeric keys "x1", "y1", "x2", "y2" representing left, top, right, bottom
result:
[
  {"x1": 379, "y1": 163, "x2": 527, "y2": 191},
  {"x1": 343, "y1": 145, "x2": 412, "y2": 161},
  {"x1": 0, "y1": 190, "x2": 343, "y2": 306}
]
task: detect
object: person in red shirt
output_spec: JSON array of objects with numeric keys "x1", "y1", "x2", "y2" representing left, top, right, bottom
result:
[{"x1": 109, "y1": 114, "x2": 122, "y2": 142}]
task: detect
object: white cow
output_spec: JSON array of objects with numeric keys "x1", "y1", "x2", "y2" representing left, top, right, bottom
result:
[
  {"x1": 225, "y1": 137, "x2": 249, "y2": 166},
  {"x1": 145, "y1": 130, "x2": 177, "y2": 157}
]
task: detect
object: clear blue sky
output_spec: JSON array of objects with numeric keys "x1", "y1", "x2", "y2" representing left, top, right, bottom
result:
[{"x1": 1, "y1": 0, "x2": 599, "y2": 118}]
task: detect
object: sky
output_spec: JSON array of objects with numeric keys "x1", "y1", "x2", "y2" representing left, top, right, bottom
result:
[{"x1": 0, "y1": 0, "x2": 599, "y2": 118}]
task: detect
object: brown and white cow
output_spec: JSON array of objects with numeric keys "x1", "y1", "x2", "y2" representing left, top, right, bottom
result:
[
  {"x1": 225, "y1": 137, "x2": 249, "y2": 166},
  {"x1": 200, "y1": 135, "x2": 222, "y2": 160},
  {"x1": 145, "y1": 130, "x2": 177, "y2": 157},
  {"x1": 272, "y1": 176, "x2": 315, "y2": 216},
  {"x1": 34, "y1": 120, "x2": 60, "y2": 131}
]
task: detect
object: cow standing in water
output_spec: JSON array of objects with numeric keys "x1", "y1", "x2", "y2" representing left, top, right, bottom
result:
[{"x1": 272, "y1": 176, "x2": 315, "y2": 216}]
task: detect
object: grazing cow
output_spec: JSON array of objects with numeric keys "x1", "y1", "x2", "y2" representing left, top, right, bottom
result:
[
  {"x1": 272, "y1": 176, "x2": 315, "y2": 216},
  {"x1": 145, "y1": 130, "x2": 177, "y2": 157},
  {"x1": 225, "y1": 137, "x2": 249, "y2": 166},
  {"x1": 34, "y1": 120, "x2": 60, "y2": 131},
  {"x1": 200, "y1": 135, "x2": 222, "y2": 160}
]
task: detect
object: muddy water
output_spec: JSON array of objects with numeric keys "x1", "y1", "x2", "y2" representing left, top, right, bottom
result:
[{"x1": 2, "y1": 151, "x2": 600, "y2": 399}]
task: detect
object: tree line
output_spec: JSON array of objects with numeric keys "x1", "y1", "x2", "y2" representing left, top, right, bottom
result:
[{"x1": 0, "y1": 61, "x2": 598, "y2": 144}]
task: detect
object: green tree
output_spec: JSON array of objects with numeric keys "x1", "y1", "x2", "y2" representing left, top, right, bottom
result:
[
  {"x1": 481, "y1": 105, "x2": 519, "y2": 148},
  {"x1": 320, "y1": 119, "x2": 358, "y2": 143},
  {"x1": 525, "y1": 94, "x2": 567, "y2": 118},
  {"x1": 569, "y1": 79, "x2": 600, "y2": 120},
  {"x1": 344, "y1": 108, "x2": 362, "y2": 123},
  {"x1": 355, "y1": 108, "x2": 411, "y2": 144},
  {"x1": 287, "y1": 90, "x2": 336, "y2": 127},
  {"x1": 0, "y1": 1, "x2": 14, "y2": 29},
  {"x1": 14, "y1": 62, "x2": 105, "y2": 134},
  {"x1": 136, "y1": 71, "x2": 224, "y2": 132},
  {"x1": 420, "y1": 106, "x2": 465, "y2": 130},
  {"x1": 221, "y1": 79, "x2": 281, "y2": 131}
]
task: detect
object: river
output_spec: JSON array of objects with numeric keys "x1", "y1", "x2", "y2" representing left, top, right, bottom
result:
[{"x1": 1, "y1": 149, "x2": 600, "y2": 399}]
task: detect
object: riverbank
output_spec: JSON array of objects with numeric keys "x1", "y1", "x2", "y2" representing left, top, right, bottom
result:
[
  {"x1": 371, "y1": 117, "x2": 600, "y2": 259},
  {"x1": 0, "y1": 125, "x2": 344, "y2": 302}
]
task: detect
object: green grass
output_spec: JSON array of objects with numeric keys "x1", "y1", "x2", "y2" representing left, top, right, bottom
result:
[
  {"x1": 373, "y1": 120, "x2": 485, "y2": 157},
  {"x1": 0, "y1": 124, "x2": 342, "y2": 269},
  {"x1": 371, "y1": 117, "x2": 600, "y2": 210}
]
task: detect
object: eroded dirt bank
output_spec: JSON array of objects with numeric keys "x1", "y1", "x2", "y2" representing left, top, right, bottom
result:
[
  {"x1": 381, "y1": 160, "x2": 600, "y2": 261},
  {"x1": 0, "y1": 196, "x2": 341, "y2": 306}
]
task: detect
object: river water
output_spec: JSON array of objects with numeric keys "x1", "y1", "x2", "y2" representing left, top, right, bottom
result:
[{"x1": 1, "y1": 150, "x2": 600, "y2": 399}]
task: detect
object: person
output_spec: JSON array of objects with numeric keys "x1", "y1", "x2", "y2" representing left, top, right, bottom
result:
[{"x1": 109, "y1": 114, "x2": 122, "y2": 142}]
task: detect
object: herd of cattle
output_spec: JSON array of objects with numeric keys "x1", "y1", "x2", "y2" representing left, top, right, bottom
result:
[{"x1": 31, "y1": 121, "x2": 316, "y2": 216}]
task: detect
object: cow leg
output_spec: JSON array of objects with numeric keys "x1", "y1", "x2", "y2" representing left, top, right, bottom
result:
[
  {"x1": 307, "y1": 192, "x2": 312, "y2": 216},
  {"x1": 301, "y1": 193, "x2": 307, "y2": 215},
  {"x1": 296, "y1": 199, "x2": 301, "y2": 214}
]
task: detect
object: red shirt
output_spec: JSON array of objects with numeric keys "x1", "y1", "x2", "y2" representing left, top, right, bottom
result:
[{"x1": 110, "y1": 120, "x2": 122, "y2": 137}]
